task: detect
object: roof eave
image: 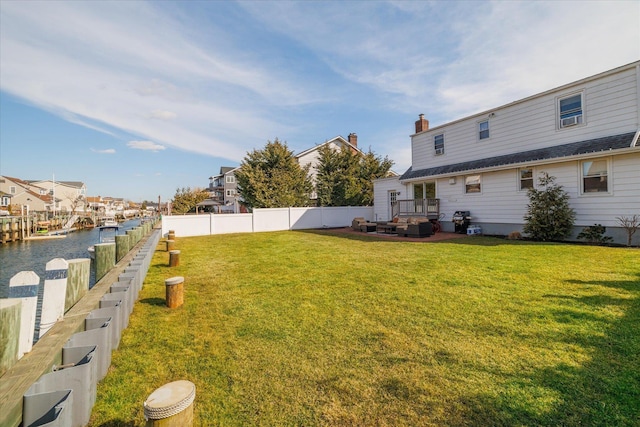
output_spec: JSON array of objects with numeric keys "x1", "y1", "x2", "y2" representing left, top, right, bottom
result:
[{"x1": 400, "y1": 146, "x2": 640, "y2": 182}]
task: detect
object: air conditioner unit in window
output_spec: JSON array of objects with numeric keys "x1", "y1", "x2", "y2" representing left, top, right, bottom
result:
[
  {"x1": 561, "y1": 115, "x2": 582, "y2": 128},
  {"x1": 435, "y1": 148, "x2": 444, "y2": 155}
]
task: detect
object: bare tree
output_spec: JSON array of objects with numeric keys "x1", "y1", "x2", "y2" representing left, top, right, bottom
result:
[
  {"x1": 616, "y1": 214, "x2": 640, "y2": 247},
  {"x1": 68, "y1": 195, "x2": 86, "y2": 214}
]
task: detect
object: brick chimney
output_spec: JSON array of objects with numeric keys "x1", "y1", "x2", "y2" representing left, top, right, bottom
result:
[
  {"x1": 348, "y1": 133, "x2": 358, "y2": 147},
  {"x1": 415, "y1": 114, "x2": 429, "y2": 133}
]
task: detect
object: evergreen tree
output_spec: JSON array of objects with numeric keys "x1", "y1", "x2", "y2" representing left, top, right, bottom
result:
[
  {"x1": 357, "y1": 151, "x2": 394, "y2": 206},
  {"x1": 316, "y1": 145, "x2": 393, "y2": 206},
  {"x1": 171, "y1": 187, "x2": 209, "y2": 214},
  {"x1": 523, "y1": 173, "x2": 575, "y2": 241},
  {"x1": 235, "y1": 139, "x2": 313, "y2": 209}
]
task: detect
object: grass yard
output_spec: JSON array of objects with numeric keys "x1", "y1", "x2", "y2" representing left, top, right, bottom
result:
[{"x1": 89, "y1": 231, "x2": 639, "y2": 426}]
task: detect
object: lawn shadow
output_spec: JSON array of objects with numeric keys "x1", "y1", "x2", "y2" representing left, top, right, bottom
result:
[
  {"x1": 302, "y1": 228, "x2": 574, "y2": 247},
  {"x1": 96, "y1": 420, "x2": 135, "y2": 427},
  {"x1": 139, "y1": 297, "x2": 166, "y2": 306},
  {"x1": 457, "y1": 274, "x2": 640, "y2": 425}
]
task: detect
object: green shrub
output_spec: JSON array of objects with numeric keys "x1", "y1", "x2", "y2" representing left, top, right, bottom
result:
[
  {"x1": 523, "y1": 173, "x2": 575, "y2": 241},
  {"x1": 577, "y1": 224, "x2": 613, "y2": 244}
]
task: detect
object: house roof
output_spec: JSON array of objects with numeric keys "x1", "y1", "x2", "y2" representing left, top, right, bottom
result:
[
  {"x1": 26, "y1": 180, "x2": 85, "y2": 188},
  {"x1": 295, "y1": 136, "x2": 362, "y2": 159},
  {"x1": 400, "y1": 132, "x2": 638, "y2": 181}
]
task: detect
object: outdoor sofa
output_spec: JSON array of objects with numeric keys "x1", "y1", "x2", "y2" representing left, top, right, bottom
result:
[{"x1": 397, "y1": 220, "x2": 433, "y2": 238}]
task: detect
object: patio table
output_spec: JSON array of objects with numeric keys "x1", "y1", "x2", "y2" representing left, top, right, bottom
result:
[{"x1": 376, "y1": 224, "x2": 397, "y2": 234}]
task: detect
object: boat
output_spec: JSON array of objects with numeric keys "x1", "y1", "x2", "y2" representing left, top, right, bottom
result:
[
  {"x1": 88, "y1": 223, "x2": 120, "y2": 259},
  {"x1": 36, "y1": 221, "x2": 50, "y2": 235},
  {"x1": 25, "y1": 221, "x2": 67, "y2": 240},
  {"x1": 100, "y1": 216, "x2": 118, "y2": 227}
]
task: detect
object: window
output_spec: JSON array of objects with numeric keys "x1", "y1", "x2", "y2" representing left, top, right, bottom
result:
[
  {"x1": 226, "y1": 175, "x2": 235, "y2": 184},
  {"x1": 226, "y1": 189, "x2": 236, "y2": 196},
  {"x1": 40, "y1": 189, "x2": 47, "y2": 195},
  {"x1": 478, "y1": 120, "x2": 489, "y2": 140},
  {"x1": 1, "y1": 196, "x2": 9, "y2": 206},
  {"x1": 434, "y1": 134, "x2": 444, "y2": 155},
  {"x1": 9, "y1": 186, "x2": 16, "y2": 194},
  {"x1": 389, "y1": 191, "x2": 398, "y2": 205},
  {"x1": 582, "y1": 159, "x2": 608, "y2": 193},
  {"x1": 465, "y1": 175, "x2": 481, "y2": 193},
  {"x1": 559, "y1": 93, "x2": 583, "y2": 128},
  {"x1": 519, "y1": 168, "x2": 534, "y2": 190}
]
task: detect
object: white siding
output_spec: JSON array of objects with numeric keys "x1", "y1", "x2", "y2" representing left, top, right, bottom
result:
[
  {"x1": 373, "y1": 177, "x2": 404, "y2": 221},
  {"x1": 297, "y1": 140, "x2": 350, "y2": 184},
  {"x1": 433, "y1": 152, "x2": 640, "y2": 229},
  {"x1": 412, "y1": 64, "x2": 639, "y2": 172},
  {"x1": 571, "y1": 152, "x2": 640, "y2": 226}
]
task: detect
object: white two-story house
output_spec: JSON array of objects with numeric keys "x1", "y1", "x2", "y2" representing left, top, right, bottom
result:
[{"x1": 374, "y1": 61, "x2": 640, "y2": 245}]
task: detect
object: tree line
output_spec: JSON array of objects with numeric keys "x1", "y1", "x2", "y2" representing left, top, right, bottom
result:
[{"x1": 172, "y1": 138, "x2": 393, "y2": 214}]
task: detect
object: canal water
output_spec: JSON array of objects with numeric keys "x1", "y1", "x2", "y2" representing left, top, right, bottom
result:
[
  {"x1": 0, "y1": 218, "x2": 142, "y2": 298},
  {"x1": 1, "y1": 219, "x2": 143, "y2": 342}
]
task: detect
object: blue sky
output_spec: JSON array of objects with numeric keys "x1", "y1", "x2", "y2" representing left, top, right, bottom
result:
[{"x1": 1, "y1": 1, "x2": 638, "y2": 203}]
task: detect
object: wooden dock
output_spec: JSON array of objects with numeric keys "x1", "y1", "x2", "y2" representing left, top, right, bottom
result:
[{"x1": 0, "y1": 216, "x2": 91, "y2": 243}]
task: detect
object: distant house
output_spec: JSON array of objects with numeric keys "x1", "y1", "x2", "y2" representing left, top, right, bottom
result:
[
  {"x1": 26, "y1": 179, "x2": 87, "y2": 213},
  {"x1": 374, "y1": 61, "x2": 640, "y2": 245},
  {"x1": 207, "y1": 166, "x2": 240, "y2": 212},
  {"x1": 0, "y1": 176, "x2": 53, "y2": 212},
  {"x1": 295, "y1": 133, "x2": 363, "y2": 186}
]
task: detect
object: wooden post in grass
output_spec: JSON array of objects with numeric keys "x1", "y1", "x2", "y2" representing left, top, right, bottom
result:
[
  {"x1": 168, "y1": 230, "x2": 175, "y2": 241},
  {"x1": 169, "y1": 250, "x2": 180, "y2": 267},
  {"x1": 166, "y1": 240, "x2": 175, "y2": 252},
  {"x1": 144, "y1": 380, "x2": 195, "y2": 427},
  {"x1": 165, "y1": 277, "x2": 184, "y2": 308}
]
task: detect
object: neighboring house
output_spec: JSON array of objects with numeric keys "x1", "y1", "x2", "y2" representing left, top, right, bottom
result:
[
  {"x1": 295, "y1": 133, "x2": 363, "y2": 186},
  {"x1": 374, "y1": 61, "x2": 640, "y2": 245},
  {"x1": 0, "y1": 176, "x2": 52, "y2": 212},
  {"x1": 26, "y1": 179, "x2": 87, "y2": 213},
  {"x1": 208, "y1": 166, "x2": 240, "y2": 212}
]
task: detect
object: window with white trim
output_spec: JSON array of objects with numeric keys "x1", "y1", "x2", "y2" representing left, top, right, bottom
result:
[
  {"x1": 434, "y1": 134, "x2": 444, "y2": 155},
  {"x1": 559, "y1": 93, "x2": 583, "y2": 128},
  {"x1": 389, "y1": 191, "x2": 398, "y2": 205},
  {"x1": 465, "y1": 175, "x2": 481, "y2": 194},
  {"x1": 1, "y1": 196, "x2": 9, "y2": 206},
  {"x1": 226, "y1": 175, "x2": 235, "y2": 184},
  {"x1": 581, "y1": 159, "x2": 608, "y2": 193},
  {"x1": 478, "y1": 120, "x2": 489, "y2": 140},
  {"x1": 519, "y1": 168, "x2": 534, "y2": 191},
  {"x1": 9, "y1": 186, "x2": 16, "y2": 194},
  {"x1": 226, "y1": 189, "x2": 236, "y2": 196}
]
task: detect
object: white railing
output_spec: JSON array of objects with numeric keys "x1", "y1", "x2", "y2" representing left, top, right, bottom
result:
[
  {"x1": 392, "y1": 199, "x2": 440, "y2": 219},
  {"x1": 161, "y1": 206, "x2": 375, "y2": 237}
]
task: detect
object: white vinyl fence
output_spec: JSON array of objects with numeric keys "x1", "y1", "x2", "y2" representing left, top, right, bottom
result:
[{"x1": 161, "y1": 206, "x2": 374, "y2": 237}]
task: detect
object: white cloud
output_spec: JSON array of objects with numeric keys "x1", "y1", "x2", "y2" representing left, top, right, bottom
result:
[
  {"x1": 127, "y1": 141, "x2": 166, "y2": 152},
  {"x1": 0, "y1": 0, "x2": 637, "y2": 168},
  {"x1": 0, "y1": 1, "x2": 305, "y2": 162},
  {"x1": 91, "y1": 148, "x2": 116, "y2": 154},
  {"x1": 239, "y1": 1, "x2": 639, "y2": 123},
  {"x1": 148, "y1": 110, "x2": 177, "y2": 121}
]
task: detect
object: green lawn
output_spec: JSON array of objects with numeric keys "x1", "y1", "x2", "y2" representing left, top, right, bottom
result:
[{"x1": 89, "y1": 231, "x2": 640, "y2": 426}]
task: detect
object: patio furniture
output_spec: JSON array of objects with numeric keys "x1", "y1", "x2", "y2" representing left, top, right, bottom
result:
[
  {"x1": 352, "y1": 217, "x2": 367, "y2": 231},
  {"x1": 376, "y1": 223, "x2": 397, "y2": 234},
  {"x1": 360, "y1": 223, "x2": 377, "y2": 232},
  {"x1": 397, "y1": 221, "x2": 433, "y2": 238}
]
